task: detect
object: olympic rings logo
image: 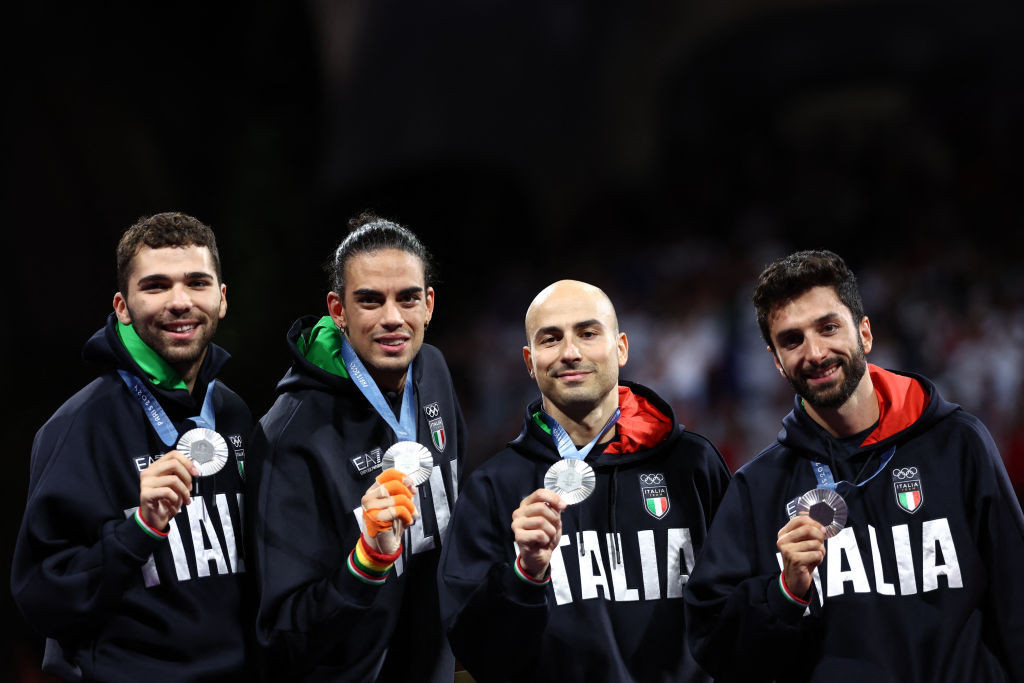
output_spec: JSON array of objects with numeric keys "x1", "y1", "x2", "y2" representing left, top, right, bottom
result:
[
  {"x1": 424, "y1": 403, "x2": 440, "y2": 418},
  {"x1": 640, "y1": 473, "x2": 664, "y2": 485},
  {"x1": 892, "y1": 467, "x2": 919, "y2": 480}
]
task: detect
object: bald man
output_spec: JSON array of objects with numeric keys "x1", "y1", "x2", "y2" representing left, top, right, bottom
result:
[{"x1": 437, "y1": 280, "x2": 731, "y2": 682}]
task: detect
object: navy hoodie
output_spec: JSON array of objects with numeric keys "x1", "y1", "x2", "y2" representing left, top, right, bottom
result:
[
  {"x1": 684, "y1": 365, "x2": 1024, "y2": 682},
  {"x1": 11, "y1": 314, "x2": 254, "y2": 682},
  {"x1": 249, "y1": 315, "x2": 465, "y2": 682},
  {"x1": 438, "y1": 382, "x2": 730, "y2": 682}
]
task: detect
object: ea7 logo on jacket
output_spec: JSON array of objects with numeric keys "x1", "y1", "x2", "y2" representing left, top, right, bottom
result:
[
  {"x1": 893, "y1": 466, "x2": 924, "y2": 514},
  {"x1": 639, "y1": 473, "x2": 670, "y2": 519},
  {"x1": 352, "y1": 447, "x2": 383, "y2": 476},
  {"x1": 423, "y1": 402, "x2": 446, "y2": 453}
]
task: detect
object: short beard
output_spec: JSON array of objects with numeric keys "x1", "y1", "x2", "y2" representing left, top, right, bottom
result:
[{"x1": 788, "y1": 339, "x2": 868, "y2": 409}]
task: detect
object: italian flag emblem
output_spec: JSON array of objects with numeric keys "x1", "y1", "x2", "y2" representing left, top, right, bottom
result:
[
  {"x1": 640, "y1": 473, "x2": 670, "y2": 519},
  {"x1": 893, "y1": 467, "x2": 924, "y2": 514}
]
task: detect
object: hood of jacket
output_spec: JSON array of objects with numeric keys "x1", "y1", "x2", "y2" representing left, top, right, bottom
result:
[
  {"x1": 82, "y1": 313, "x2": 230, "y2": 413},
  {"x1": 509, "y1": 380, "x2": 679, "y2": 468},
  {"x1": 275, "y1": 314, "x2": 434, "y2": 399},
  {"x1": 777, "y1": 364, "x2": 960, "y2": 470}
]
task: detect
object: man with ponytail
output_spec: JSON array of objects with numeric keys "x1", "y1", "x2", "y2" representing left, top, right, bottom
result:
[{"x1": 249, "y1": 212, "x2": 465, "y2": 681}]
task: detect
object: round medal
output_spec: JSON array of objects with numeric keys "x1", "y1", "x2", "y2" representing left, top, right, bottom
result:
[
  {"x1": 176, "y1": 427, "x2": 229, "y2": 477},
  {"x1": 794, "y1": 488, "x2": 848, "y2": 538},
  {"x1": 544, "y1": 459, "x2": 596, "y2": 505},
  {"x1": 381, "y1": 441, "x2": 434, "y2": 485}
]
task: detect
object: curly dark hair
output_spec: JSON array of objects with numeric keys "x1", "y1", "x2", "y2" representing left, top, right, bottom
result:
[
  {"x1": 116, "y1": 212, "x2": 221, "y2": 294},
  {"x1": 752, "y1": 249, "x2": 864, "y2": 349},
  {"x1": 325, "y1": 211, "x2": 436, "y2": 296}
]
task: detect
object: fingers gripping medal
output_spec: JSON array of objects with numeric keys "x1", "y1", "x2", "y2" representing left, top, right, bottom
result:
[{"x1": 381, "y1": 441, "x2": 434, "y2": 486}]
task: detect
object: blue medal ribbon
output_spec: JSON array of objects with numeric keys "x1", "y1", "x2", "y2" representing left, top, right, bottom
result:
[
  {"x1": 541, "y1": 407, "x2": 621, "y2": 461},
  {"x1": 118, "y1": 370, "x2": 217, "y2": 447},
  {"x1": 339, "y1": 336, "x2": 416, "y2": 441},
  {"x1": 810, "y1": 445, "x2": 897, "y2": 495}
]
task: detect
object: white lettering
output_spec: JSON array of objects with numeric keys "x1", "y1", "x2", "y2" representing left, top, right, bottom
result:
[
  {"x1": 578, "y1": 530, "x2": 611, "y2": 600},
  {"x1": 549, "y1": 535, "x2": 573, "y2": 605},
  {"x1": 921, "y1": 518, "x2": 962, "y2": 591},
  {"x1": 189, "y1": 497, "x2": 229, "y2": 577},
  {"x1": 826, "y1": 528, "x2": 870, "y2": 597},
  {"x1": 666, "y1": 528, "x2": 694, "y2": 597},
  {"x1": 892, "y1": 524, "x2": 917, "y2": 595},
  {"x1": 605, "y1": 533, "x2": 639, "y2": 601},
  {"x1": 868, "y1": 525, "x2": 895, "y2": 595},
  {"x1": 637, "y1": 529, "x2": 660, "y2": 600}
]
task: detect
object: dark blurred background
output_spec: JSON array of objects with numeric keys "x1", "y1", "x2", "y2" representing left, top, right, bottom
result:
[{"x1": 6, "y1": 1, "x2": 1024, "y2": 679}]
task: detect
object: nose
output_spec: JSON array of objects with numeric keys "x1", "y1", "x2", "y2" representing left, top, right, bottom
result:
[
  {"x1": 560, "y1": 337, "x2": 582, "y2": 363},
  {"x1": 380, "y1": 298, "x2": 403, "y2": 328},
  {"x1": 806, "y1": 335, "x2": 828, "y2": 362},
  {"x1": 167, "y1": 284, "x2": 193, "y2": 313}
]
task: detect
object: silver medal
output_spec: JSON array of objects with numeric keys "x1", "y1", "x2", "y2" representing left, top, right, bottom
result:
[
  {"x1": 381, "y1": 441, "x2": 434, "y2": 485},
  {"x1": 176, "y1": 427, "x2": 229, "y2": 477},
  {"x1": 787, "y1": 488, "x2": 848, "y2": 538},
  {"x1": 544, "y1": 459, "x2": 596, "y2": 505}
]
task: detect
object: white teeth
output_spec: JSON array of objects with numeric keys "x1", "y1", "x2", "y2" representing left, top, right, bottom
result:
[{"x1": 170, "y1": 324, "x2": 196, "y2": 333}]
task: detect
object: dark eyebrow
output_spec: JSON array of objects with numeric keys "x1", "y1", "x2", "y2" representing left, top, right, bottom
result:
[
  {"x1": 352, "y1": 286, "x2": 424, "y2": 298},
  {"x1": 533, "y1": 319, "x2": 605, "y2": 342},
  {"x1": 775, "y1": 312, "x2": 843, "y2": 341}
]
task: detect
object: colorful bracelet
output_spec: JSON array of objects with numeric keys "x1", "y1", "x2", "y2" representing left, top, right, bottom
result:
[
  {"x1": 134, "y1": 509, "x2": 169, "y2": 539},
  {"x1": 347, "y1": 536, "x2": 401, "y2": 586},
  {"x1": 512, "y1": 555, "x2": 551, "y2": 586},
  {"x1": 778, "y1": 573, "x2": 810, "y2": 607}
]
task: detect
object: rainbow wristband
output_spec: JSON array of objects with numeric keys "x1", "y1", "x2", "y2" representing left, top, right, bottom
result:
[
  {"x1": 347, "y1": 537, "x2": 401, "y2": 586},
  {"x1": 134, "y1": 509, "x2": 169, "y2": 539},
  {"x1": 778, "y1": 573, "x2": 811, "y2": 606},
  {"x1": 512, "y1": 555, "x2": 551, "y2": 586}
]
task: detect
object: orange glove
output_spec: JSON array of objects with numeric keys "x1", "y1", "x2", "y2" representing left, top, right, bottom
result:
[{"x1": 361, "y1": 468, "x2": 418, "y2": 548}]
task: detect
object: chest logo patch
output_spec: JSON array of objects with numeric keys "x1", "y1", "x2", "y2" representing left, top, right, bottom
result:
[
  {"x1": 639, "y1": 473, "x2": 670, "y2": 519},
  {"x1": 227, "y1": 433, "x2": 245, "y2": 479},
  {"x1": 892, "y1": 466, "x2": 924, "y2": 514},
  {"x1": 424, "y1": 402, "x2": 446, "y2": 453}
]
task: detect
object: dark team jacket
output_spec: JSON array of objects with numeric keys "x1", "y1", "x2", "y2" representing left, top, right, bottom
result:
[
  {"x1": 437, "y1": 382, "x2": 731, "y2": 683},
  {"x1": 11, "y1": 314, "x2": 254, "y2": 682},
  {"x1": 248, "y1": 315, "x2": 465, "y2": 682},
  {"x1": 684, "y1": 365, "x2": 1024, "y2": 683}
]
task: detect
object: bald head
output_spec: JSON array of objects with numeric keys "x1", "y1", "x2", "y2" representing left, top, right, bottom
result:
[
  {"x1": 525, "y1": 280, "x2": 619, "y2": 345},
  {"x1": 523, "y1": 280, "x2": 628, "y2": 420}
]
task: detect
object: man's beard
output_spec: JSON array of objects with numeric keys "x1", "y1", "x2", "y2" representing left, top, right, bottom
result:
[{"x1": 787, "y1": 340, "x2": 868, "y2": 409}]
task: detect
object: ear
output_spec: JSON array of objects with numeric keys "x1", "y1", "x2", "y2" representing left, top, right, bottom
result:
[
  {"x1": 616, "y1": 331, "x2": 629, "y2": 368},
  {"x1": 424, "y1": 286, "x2": 435, "y2": 327},
  {"x1": 771, "y1": 345, "x2": 786, "y2": 378},
  {"x1": 113, "y1": 292, "x2": 132, "y2": 325},
  {"x1": 522, "y1": 345, "x2": 535, "y2": 379},
  {"x1": 859, "y1": 316, "x2": 873, "y2": 355},
  {"x1": 327, "y1": 291, "x2": 345, "y2": 329},
  {"x1": 218, "y1": 283, "x2": 227, "y2": 319}
]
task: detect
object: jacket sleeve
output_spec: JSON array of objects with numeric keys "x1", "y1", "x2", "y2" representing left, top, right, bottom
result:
[
  {"x1": 437, "y1": 467, "x2": 550, "y2": 682},
  {"x1": 683, "y1": 473, "x2": 807, "y2": 683},
  {"x1": 249, "y1": 411, "x2": 396, "y2": 675},
  {"x1": 11, "y1": 411, "x2": 165, "y2": 642},
  {"x1": 966, "y1": 416, "x2": 1024, "y2": 680}
]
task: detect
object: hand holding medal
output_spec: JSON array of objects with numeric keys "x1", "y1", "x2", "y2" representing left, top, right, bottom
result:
[
  {"x1": 361, "y1": 468, "x2": 419, "y2": 555},
  {"x1": 512, "y1": 488, "x2": 567, "y2": 580}
]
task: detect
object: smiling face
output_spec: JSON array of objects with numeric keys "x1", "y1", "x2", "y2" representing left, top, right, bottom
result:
[
  {"x1": 113, "y1": 245, "x2": 227, "y2": 386},
  {"x1": 328, "y1": 248, "x2": 434, "y2": 392},
  {"x1": 523, "y1": 280, "x2": 627, "y2": 423},
  {"x1": 768, "y1": 285, "x2": 872, "y2": 409}
]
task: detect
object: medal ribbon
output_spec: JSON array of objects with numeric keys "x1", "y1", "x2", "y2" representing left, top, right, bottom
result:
[
  {"x1": 810, "y1": 445, "x2": 897, "y2": 495},
  {"x1": 118, "y1": 370, "x2": 218, "y2": 447},
  {"x1": 541, "y1": 408, "x2": 621, "y2": 461},
  {"x1": 340, "y1": 336, "x2": 416, "y2": 441}
]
